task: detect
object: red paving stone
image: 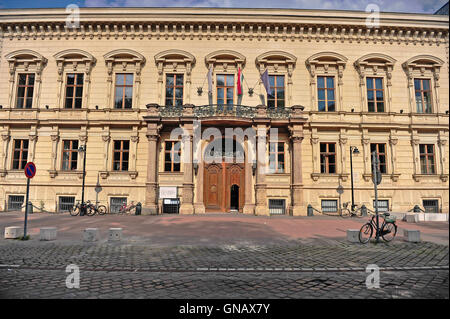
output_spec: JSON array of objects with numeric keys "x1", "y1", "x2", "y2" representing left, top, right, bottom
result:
[{"x1": 0, "y1": 211, "x2": 448, "y2": 246}]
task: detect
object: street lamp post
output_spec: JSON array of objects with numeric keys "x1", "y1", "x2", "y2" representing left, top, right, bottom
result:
[
  {"x1": 349, "y1": 146, "x2": 360, "y2": 212},
  {"x1": 79, "y1": 145, "x2": 87, "y2": 216}
]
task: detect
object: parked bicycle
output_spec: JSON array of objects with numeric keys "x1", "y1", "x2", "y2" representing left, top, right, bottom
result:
[
  {"x1": 118, "y1": 201, "x2": 136, "y2": 214},
  {"x1": 86, "y1": 200, "x2": 108, "y2": 216},
  {"x1": 359, "y1": 211, "x2": 397, "y2": 244},
  {"x1": 340, "y1": 202, "x2": 364, "y2": 218},
  {"x1": 69, "y1": 200, "x2": 88, "y2": 216}
]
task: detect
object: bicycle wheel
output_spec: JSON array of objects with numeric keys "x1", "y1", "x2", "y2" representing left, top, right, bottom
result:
[
  {"x1": 340, "y1": 209, "x2": 350, "y2": 218},
  {"x1": 359, "y1": 223, "x2": 373, "y2": 244},
  {"x1": 69, "y1": 206, "x2": 80, "y2": 216},
  {"x1": 97, "y1": 205, "x2": 107, "y2": 215},
  {"x1": 86, "y1": 206, "x2": 96, "y2": 216},
  {"x1": 381, "y1": 222, "x2": 397, "y2": 242}
]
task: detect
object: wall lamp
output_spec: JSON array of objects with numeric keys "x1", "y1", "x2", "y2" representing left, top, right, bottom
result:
[
  {"x1": 0, "y1": 105, "x2": 2, "y2": 109},
  {"x1": 197, "y1": 87, "x2": 203, "y2": 96},
  {"x1": 252, "y1": 161, "x2": 257, "y2": 176},
  {"x1": 193, "y1": 162, "x2": 199, "y2": 175}
]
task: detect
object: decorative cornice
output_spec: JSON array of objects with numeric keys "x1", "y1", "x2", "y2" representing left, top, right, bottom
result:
[{"x1": 2, "y1": 22, "x2": 445, "y2": 46}]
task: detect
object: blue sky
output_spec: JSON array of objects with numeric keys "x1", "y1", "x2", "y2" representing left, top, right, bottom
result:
[{"x1": 0, "y1": 0, "x2": 447, "y2": 14}]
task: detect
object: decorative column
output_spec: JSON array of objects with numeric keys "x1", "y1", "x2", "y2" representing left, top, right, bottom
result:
[
  {"x1": 289, "y1": 127, "x2": 304, "y2": 216},
  {"x1": 411, "y1": 131, "x2": 420, "y2": 182},
  {"x1": 389, "y1": 131, "x2": 400, "y2": 182},
  {"x1": 28, "y1": 128, "x2": 38, "y2": 162},
  {"x1": 129, "y1": 133, "x2": 139, "y2": 179},
  {"x1": 243, "y1": 136, "x2": 255, "y2": 214},
  {"x1": 310, "y1": 128, "x2": 319, "y2": 181},
  {"x1": 254, "y1": 108, "x2": 269, "y2": 215},
  {"x1": 438, "y1": 133, "x2": 448, "y2": 182},
  {"x1": 145, "y1": 124, "x2": 160, "y2": 215},
  {"x1": 100, "y1": 131, "x2": 110, "y2": 179},
  {"x1": 0, "y1": 132, "x2": 10, "y2": 177},
  {"x1": 361, "y1": 130, "x2": 371, "y2": 182},
  {"x1": 180, "y1": 105, "x2": 195, "y2": 214},
  {"x1": 339, "y1": 131, "x2": 348, "y2": 182},
  {"x1": 49, "y1": 131, "x2": 59, "y2": 178}
]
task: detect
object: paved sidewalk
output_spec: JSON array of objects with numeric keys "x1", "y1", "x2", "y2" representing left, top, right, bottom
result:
[
  {"x1": 0, "y1": 212, "x2": 448, "y2": 299},
  {"x1": 1, "y1": 211, "x2": 448, "y2": 246}
]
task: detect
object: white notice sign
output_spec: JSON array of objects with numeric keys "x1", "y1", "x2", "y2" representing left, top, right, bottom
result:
[{"x1": 159, "y1": 186, "x2": 177, "y2": 199}]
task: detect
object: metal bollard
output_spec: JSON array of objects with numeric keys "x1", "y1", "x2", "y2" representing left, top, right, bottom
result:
[
  {"x1": 135, "y1": 202, "x2": 142, "y2": 215},
  {"x1": 307, "y1": 204, "x2": 314, "y2": 216},
  {"x1": 361, "y1": 204, "x2": 367, "y2": 216},
  {"x1": 27, "y1": 201, "x2": 33, "y2": 214}
]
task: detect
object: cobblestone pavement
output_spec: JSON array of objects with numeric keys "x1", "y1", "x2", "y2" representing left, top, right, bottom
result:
[{"x1": 0, "y1": 240, "x2": 448, "y2": 298}]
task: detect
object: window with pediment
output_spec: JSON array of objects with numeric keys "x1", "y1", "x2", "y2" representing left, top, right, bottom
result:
[
  {"x1": 155, "y1": 50, "x2": 195, "y2": 106},
  {"x1": 306, "y1": 52, "x2": 347, "y2": 112},
  {"x1": 104, "y1": 49, "x2": 145, "y2": 109},
  {"x1": 354, "y1": 53, "x2": 396, "y2": 113},
  {"x1": 402, "y1": 55, "x2": 444, "y2": 114},
  {"x1": 256, "y1": 51, "x2": 296, "y2": 108},
  {"x1": 54, "y1": 49, "x2": 96, "y2": 109},
  {"x1": 5, "y1": 50, "x2": 47, "y2": 109},
  {"x1": 205, "y1": 50, "x2": 246, "y2": 105}
]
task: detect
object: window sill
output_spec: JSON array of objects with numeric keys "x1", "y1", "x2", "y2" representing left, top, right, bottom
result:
[
  {"x1": 362, "y1": 173, "x2": 400, "y2": 182},
  {"x1": 48, "y1": 170, "x2": 83, "y2": 179},
  {"x1": 100, "y1": 170, "x2": 138, "y2": 179},
  {"x1": 413, "y1": 174, "x2": 448, "y2": 182},
  {"x1": 311, "y1": 173, "x2": 349, "y2": 181}
]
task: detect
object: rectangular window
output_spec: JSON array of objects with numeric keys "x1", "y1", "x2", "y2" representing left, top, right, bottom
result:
[
  {"x1": 58, "y1": 196, "x2": 75, "y2": 212},
  {"x1": 12, "y1": 139, "x2": 28, "y2": 170},
  {"x1": 320, "y1": 143, "x2": 336, "y2": 174},
  {"x1": 269, "y1": 199, "x2": 286, "y2": 215},
  {"x1": 317, "y1": 76, "x2": 335, "y2": 112},
  {"x1": 269, "y1": 142, "x2": 285, "y2": 173},
  {"x1": 321, "y1": 200, "x2": 338, "y2": 213},
  {"x1": 64, "y1": 74, "x2": 84, "y2": 109},
  {"x1": 419, "y1": 144, "x2": 435, "y2": 174},
  {"x1": 164, "y1": 141, "x2": 181, "y2": 172},
  {"x1": 366, "y1": 77, "x2": 385, "y2": 112},
  {"x1": 370, "y1": 143, "x2": 387, "y2": 174},
  {"x1": 414, "y1": 79, "x2": 432, "y2": 113},
  {"x1": 373, "y1": 200, "x2": 389, "y2": 212},
  {"x1": 113, "y1": 140, "x2": 129, "y2": 171},
  {"x1": 61, "y1": 140, "x2": 79, "y2": 171},
  {"x1": 8, "y1": 195, "x2": 24, "y2": 211},
  {"x1": 110, "y1": 197, "x2": 127, "y2": 214},
  {"x1": 216, "y1": 74, "x2": 234, "y2": 105},
  {"x1": 268, "y1": 75, "x2": 285, "y2": 108},
  {"x1": 114, "y1": 74, "x2": 133, "y2": 109},
  {"x1": 423, "y1": 199, "x2": 439, "y2": 214},
  {"x1": 165, "y1": 74, "x2": 184, "y2": 107},
  {"x1": 16, "y1": 74, "x2": 35, "y2": 108}
]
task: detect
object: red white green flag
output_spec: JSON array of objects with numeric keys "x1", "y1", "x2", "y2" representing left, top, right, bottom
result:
[{"x1": 237, "y1": 68, "x2": 244, "y2": 96}]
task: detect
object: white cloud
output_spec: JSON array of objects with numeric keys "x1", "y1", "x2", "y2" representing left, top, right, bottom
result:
[{"x1": 83, "y1": 0, "x2": 448, "y2": 13}]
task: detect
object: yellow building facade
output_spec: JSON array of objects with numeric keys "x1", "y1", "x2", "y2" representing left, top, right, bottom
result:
[{"x1": 0, "y1": 8, "x2": 448, "y2": 215}]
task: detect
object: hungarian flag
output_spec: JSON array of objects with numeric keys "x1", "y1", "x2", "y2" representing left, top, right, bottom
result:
[{"x1": 237, "y1": 68, "x2": 244, "y2": 96}]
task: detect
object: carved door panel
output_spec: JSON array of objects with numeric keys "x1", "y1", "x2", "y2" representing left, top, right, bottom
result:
[
  {"x1": 204, "y1": 164, "x2": 222, "y2": 211},
  {"x1": 226, "y1": 164, "x2": 245, "y2": 212}
]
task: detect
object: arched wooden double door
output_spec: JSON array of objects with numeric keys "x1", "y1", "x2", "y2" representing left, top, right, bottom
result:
[{"x1": 204, "y1": 162, "x2": 245, "y2": 212}]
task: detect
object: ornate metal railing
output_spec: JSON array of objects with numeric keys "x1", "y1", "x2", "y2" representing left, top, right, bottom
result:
[{"x1": 159, "y1": 104, "x2": 292, "y2": 119}]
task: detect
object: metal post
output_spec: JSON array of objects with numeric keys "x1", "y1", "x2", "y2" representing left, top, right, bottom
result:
[
  {"x1": 80, "y1": 145, "x2": 87, "y2": 216},
  {"x1": 350, "y1": 147, "x2": 355, "y2": 211},
  {"x1": 372, "y1": 151, "x2": 380, "y2": 243},
  {"x1": 23, "y1": 177, "x2": 30, "y2": 238}
]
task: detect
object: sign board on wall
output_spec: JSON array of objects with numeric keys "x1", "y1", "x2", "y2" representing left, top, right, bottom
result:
[{"x1": 159, "y1": 186, "x2": 177, "y2": 199}]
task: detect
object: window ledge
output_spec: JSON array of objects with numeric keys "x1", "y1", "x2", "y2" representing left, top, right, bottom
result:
[
  {"x1": 311, "y1": 173, "x2": 348, "y2": 181},
  {"x1": 100, "y1": 170, "x2": 138, "y2": 179},
  {"x1": 413, "y1": 174, "x2": 448, "y2": 182},
  {"x1": 362, "y1": 173, "x2": 400, "y2": 182},
  {"x1": 48, "y1": 170, "x2": 83, "y2": 179}
]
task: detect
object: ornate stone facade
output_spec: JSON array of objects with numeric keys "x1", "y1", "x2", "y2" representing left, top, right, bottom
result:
[{"x1": 0, "y1": 8, "x2": 448, "y2": 214}]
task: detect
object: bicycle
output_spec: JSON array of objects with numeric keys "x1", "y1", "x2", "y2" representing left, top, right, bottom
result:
[
  {"x1": 86, "y1": 200, "x2": 108, "y2": 216},
  {"x1": 340, "y1": 202, "x2": 364, "y2": 218},
  {"x1": 118, "y1": 201, "x2": 136, "y2": 215},
  {"x1": 69, "y1": 200, "x2": 89, "y2": 216},
  {"x1": 359, "y1": 211, "x2": 398, "y2": 244}
]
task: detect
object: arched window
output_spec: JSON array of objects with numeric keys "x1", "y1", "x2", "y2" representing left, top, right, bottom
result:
[
  {"x1": 154, "y1": 50, "x2": 196, "y2": 106},
  {"x1": 402, "y1": 55, "x2": 444, "y2": 114},
  {"x1": 205, "y1": 50, "x2": 246, "y2": 105},
  {"x1": 5, "y1": 50, "x2": 47, "y2": 108},
  {"x1": 103, "y1": 49, "x2": 145, "y2": 109},
  {"x1": 256, "y1": 51, "x2": 297, "y2": 108},
  {"x1": 54, "y1": 49, "x2": 96, "y2": 109},
  {"x1": 306, "y1": 52, "x2": 347, "y2": 112},
  {"x1": 354, "y1": 53, "x2": 396, "y2": 113}
]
